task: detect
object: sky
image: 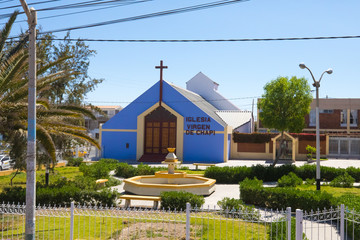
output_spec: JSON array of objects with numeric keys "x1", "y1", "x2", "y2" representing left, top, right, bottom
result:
[{"x1": 2, "y1": 0, "x2": 360, "y2": 115}]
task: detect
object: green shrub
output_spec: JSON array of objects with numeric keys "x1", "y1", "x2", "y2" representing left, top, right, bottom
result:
[
  {"x1": 105, "y1": 177, "x2": 122, "y2": 187},
  {"x1": 330, "y1": 172, "x2": 355, "y2": 188},
  {"x1": 306, "y1": 145, "x2": 316, "y2": 159},
  {"x1": 160, "y1": 191, "x2": 204, "y2": 210},
  {"x1": 217, "y1": 197, "x2": 244, "y2": 211},
  {"x1": 277, "y1": 172, "x2": 303, "y2": 187},
  {"x1": 240, "y1": 178, "x2": 335, "y2": 212},
  {"x1": 136, "y1": 163, "x2": 157, "y2": 175},
  {"x1": 66, "y1": 157, "x2": 83, "y2": 167},
  {"x1": 115, "y1": 163, "x2": 137, "y2": 178},
  {"x1": 305, "y1": 178, "x2": 315, "y2": 185},
  {"x1": 217, "y1": 197, "x2": 260, "y2": 220},
  {"x1": 205, "y1": 164, "x2": 360, "y2": 184},
  {"x1": 337, "y1": 194, "x2": 360, "y2": 239}
]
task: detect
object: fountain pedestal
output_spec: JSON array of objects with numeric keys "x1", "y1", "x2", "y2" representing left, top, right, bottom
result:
[{"x1": 123, "y1": 148, "x2": 216, "y2": 196}]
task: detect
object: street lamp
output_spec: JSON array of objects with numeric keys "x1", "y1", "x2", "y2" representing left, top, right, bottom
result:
[{"x1": 299, "y1": 63, "x2": 333, "y2": 191}]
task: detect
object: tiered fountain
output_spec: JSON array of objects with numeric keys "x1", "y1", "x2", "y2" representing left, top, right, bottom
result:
[{"x1": 123, "y1": 148, "x2": 216, "y2": 196}]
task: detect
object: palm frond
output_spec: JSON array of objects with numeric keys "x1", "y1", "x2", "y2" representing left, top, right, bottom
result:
[
  {"x1": 36, "y1": 124, "x2": 56, "y2": 161},
  {"x1": 0, "y1": 11, "x2": 18, "y2": 57},
  {"x1": 51, "y1": 128, "x2": 100, "y2": 149},
  {"x1": 36, "y1": 99, "x2": 50, "y2": 109},
  {"x1": 36, "y1": 56, "x2": 73, "y2": 76},
  {"x1": 37, "y1": 109, "x2": 82, "y2": 118},
  {"x1": 57, "y1": 105, "x2": 96, "y2": 120},
  {"x1": 40, "y1": 121, "x2": 87, "y2": 131}
]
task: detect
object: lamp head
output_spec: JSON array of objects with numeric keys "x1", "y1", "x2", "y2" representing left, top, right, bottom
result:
[
  {"x1": 299, "y1": 63, "x2": 306, "y2": 69},
  {"x1": 326, "y1": 68, "x2": 333, "y2": 74}
]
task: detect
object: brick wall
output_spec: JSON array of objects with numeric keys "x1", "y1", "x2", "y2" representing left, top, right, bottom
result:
[
  {"x1": 305, "y1": 110, "x2": 343, "y2": 129},
  {"x1": 298, "y1": 140, "x2": 326, "y2": 155},
  {"x1": 237, "y1": 143, "x2": 266, "y2": 153}
]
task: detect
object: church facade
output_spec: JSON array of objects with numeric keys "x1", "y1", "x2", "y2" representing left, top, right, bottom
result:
[{"x1": 100, "y1": 65, "x2": 252, "y2": 163}]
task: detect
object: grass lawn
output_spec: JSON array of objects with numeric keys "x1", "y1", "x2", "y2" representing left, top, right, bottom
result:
[
  {"x1": 0, "y1": 167, "x2": 82, "y2": 192},
  {"x1": 1, "y1": 211, "x2": 269, "y2": 240},
  {"x1": 298, "y1": 185, "x2": 360, "y2": 197}
]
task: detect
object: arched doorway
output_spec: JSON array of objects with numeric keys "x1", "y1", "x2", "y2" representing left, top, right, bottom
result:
[{"x1": 140, "y1": 106, "x2": 177, "y2": 161}]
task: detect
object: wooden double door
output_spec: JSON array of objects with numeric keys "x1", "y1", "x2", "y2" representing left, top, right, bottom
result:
[{"x1": 144, "y1": 107, "x2": 176, "y2": 154}]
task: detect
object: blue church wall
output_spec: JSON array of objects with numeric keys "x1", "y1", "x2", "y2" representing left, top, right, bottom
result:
[
  {"x1": 102, "y1": 132, "x2": 137, "y2": 160},
  {"x1": 183, "y1": 134, "x2": 224, "y2": 163},
  {"x1": 102, "y1": 82, "x2": 160, "y2": 130},
  {"x1": 101, "y1": 80, "x2": 228, "y2": 163}
]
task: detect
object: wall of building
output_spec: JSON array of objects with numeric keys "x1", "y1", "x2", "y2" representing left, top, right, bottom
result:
[{"x1": 101, "y1": 81, "x2": 228, "y2": 163}]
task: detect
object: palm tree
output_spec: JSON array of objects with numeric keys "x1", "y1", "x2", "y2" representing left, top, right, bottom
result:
[{"x1": 0, "y1": 11, "x2": 100, "y2": 171}]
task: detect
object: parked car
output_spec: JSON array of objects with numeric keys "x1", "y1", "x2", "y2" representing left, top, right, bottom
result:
[{"x1": 0, "y1": 155, "x2": 11, "y2": 170}]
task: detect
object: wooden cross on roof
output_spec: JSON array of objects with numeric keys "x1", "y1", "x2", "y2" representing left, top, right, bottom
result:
[{"x1": 155, "y1": 60, "x2": 168, "y2": 106}]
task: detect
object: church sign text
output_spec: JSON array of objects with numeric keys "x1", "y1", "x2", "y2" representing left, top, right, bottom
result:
[{"x1": 185, "y1": 117, "x2": 215, "y2": 135}]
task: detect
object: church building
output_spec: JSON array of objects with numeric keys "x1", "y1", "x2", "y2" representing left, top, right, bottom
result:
[{"x1": 100, "y1": 61, "x2": 253, "y2": 163}]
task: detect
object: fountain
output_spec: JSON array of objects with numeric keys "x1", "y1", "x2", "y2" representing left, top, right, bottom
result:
[{"x1": 123, "y1": 148, "x2": 216, "y2": 196}]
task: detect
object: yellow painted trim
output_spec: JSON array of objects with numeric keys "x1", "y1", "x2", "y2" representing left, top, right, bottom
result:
[
  {"x1": 99, "y1": 124, "x2": 103, "y2": 158},
  {"x1": 223, "y1": 126, "x2": 232, "y2": 163},
  {"x1": 124, "y1": 175, "x2": 216, "y2": 189},
  {"x1": 155, "y1": 171, "x2": 187, "y2": 178},
  {"x1": 136, "y1": 102, "x2": 184, "y2": 161},
  {"x1": 119, "y1": 195, "x2": 161, "y2": 200},
  {"x1": 102, "y1": 129, "x2": 137, "y2": 132}
]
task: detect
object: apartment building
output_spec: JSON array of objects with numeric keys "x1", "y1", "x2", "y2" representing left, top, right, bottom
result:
[{"x1": 257, "y1": 98, "x2": 360, "y2": 159}]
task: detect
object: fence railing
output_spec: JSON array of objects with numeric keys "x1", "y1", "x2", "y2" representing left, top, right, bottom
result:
[{"x1": 0, "y1": 202, "x2": 359, "y2": 240}]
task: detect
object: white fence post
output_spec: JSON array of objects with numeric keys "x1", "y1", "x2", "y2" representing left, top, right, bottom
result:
[
  {"x1": 340, "y1": 204, "x2": 345, "y2": 240},
  {"x1": 186, "y1": 202, "x2": 190, "y2": 240},
  {"x1": 70, "y1": 202, "x2": 75, "y2": 240},
  {"x1": 287, "y1": 207, "x2": 291, "y2": 240},
  {"x1": 296, "y1": 209, "x2": 303, "y2": 240}
]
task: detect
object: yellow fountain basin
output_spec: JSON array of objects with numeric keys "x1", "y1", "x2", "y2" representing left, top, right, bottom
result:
[{"x1": 123, "y1": 171, "x2": 216, "y2": 196}]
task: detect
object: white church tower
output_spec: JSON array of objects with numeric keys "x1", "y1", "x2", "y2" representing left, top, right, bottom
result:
[{"x1": 186, "y1": 72, "x2": 239, "y2": 110}]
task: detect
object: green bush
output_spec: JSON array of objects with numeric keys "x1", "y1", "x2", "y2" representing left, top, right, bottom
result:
[
  {"x1": 66, "y1": 157, "x2": 83, "y2": 167},
  {"x1": 305, "y1": 178, "x2": 315, "y2": 185},
  {"x1": 160, "y1": 191, "x2": 204, "y2": 210},
  {"x1": 277, "y1": 172, "x2": 303, "y2": 187},
  {"x1": 115, "y1": 162, "x2": 137, "y2": 178},
  {"x1": 217, "y1": 197, "x2": 260, "y2": 220},
  {"x1": 337, "y1": 194, "x2": 360, "y2": 239},
  {"x1": 0, "y1": 185, "x2": 119, "y2": 206},
  {"x1": 79, "y1": 159, "x2": 119, "y2": 179},
  {"x1": 330, "y1": 172, "x2": 355, "y2": 188},
  {"x1": 240, "y1": 178, "x2": 336, "y2": 212},
  {"x1": 204, "y1": 164, "x2": 360, "y2": 184}
]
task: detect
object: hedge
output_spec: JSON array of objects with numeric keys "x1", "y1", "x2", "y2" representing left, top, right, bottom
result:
[
  {"x1": 204, "y1": 164, "x2": 360, "y2": 184},
  {"x1": 160, "y1": 191, "x2": 204, "y2": 210},
  {"x1": 239, "y1": 178, "x2": 336, "y2": 212},
  {"x1": 0, "y1": 186, "x2": 119, "y2": 206}
]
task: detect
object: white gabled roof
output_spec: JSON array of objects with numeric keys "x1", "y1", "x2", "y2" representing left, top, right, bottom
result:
[{"x1": 215, "y1": 110, "x2": 252, "y2": 129}]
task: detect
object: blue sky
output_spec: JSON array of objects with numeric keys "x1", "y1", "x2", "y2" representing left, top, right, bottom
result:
[{"x1": 3, "y1": 0, "x2": 360, "y2": 113}]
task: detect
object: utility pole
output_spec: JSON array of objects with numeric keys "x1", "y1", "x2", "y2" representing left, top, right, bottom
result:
[{"x1": 19, "y1": 0, "x2": 37, "y2": 239}]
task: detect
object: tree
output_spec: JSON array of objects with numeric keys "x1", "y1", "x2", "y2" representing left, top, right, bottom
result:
[
  {"x1": 258, "y1": 76, "x2": 313, "y2": 166},
  {"x1": 37, "y1": 32, "x2": 104, "y2": 105},
  {"x1": 0, "y1": 12, "x2": 100, "y2": 182}
]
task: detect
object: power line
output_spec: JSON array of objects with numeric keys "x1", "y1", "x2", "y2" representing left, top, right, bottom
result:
[
  {"x1": 84, "y1": 96, "x2": 259, "y2": 104},
  {"x1": 0, "y1": 0, "x2": 151, "y2": 22},
  {"x1": 38, "y1": 0, "x2": 248, "y2": 34},
  {"x1": 34, "y1": 35, "x2": 360, "y2": 42}
]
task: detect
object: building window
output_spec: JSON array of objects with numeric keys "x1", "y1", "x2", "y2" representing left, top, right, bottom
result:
[
  {"x1": 309, "y1": 110, "x2": 316, "y2": 127},
  {"x1": 341, "y1": 109, "x2": 358, "y2": 126},
  {"x1": 350, "y1": 110, "x2": 358, "y2": 126},
  {"x1": 340, "y1": 109, "x2": 347, "y2": 126},
  {"x1": 320, "y1": 109, "x2": 334, "y2": 114},
  {"x1": 103, "y1": 110, "x2": 108, "y2": 115}
]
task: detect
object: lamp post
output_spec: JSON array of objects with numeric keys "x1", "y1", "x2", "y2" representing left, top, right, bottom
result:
[
  {"x1": 299, "y1": 63, "x2": 332, "y2": 191},
  {"x1": 19, "y1": 0, "x2": 37, "y2": 239}
]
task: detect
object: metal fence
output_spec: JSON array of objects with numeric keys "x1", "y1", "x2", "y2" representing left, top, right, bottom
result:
[{"x1": 0, "y1": 202, "x2": 359, "y2": 240}]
